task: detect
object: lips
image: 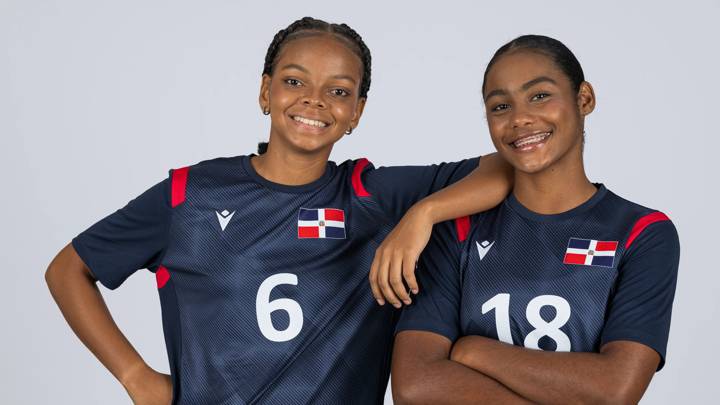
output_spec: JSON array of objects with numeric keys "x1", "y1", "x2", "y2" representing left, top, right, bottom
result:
[
  {"x1": 509, "y1": 131, "x2": 552, "y2": 149},
  {"x1": 291, "y1": 115, "x2": 330, "y2": 128}
]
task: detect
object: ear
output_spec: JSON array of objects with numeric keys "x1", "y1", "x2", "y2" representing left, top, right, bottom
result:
[
  {"x1": 349, "y1": 97, "x2": 367, "y2": 130},
  {"x1": 259, "y1": 74, "x2": 272, "y2": 114},
  {"x1": 577, "y1": 81, "x2": 596, "y2": 116}
]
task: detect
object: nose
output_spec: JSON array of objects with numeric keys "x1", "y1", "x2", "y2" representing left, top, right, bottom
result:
[
  {"x1": 510, "y1": 104, "x2": 534, "y2": 128},
  {"x1": 301, "y1": 89, "x2": 327, "y2": 109}
]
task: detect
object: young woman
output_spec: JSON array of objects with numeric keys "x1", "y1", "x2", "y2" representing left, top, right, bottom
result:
[
  {"x1": 44, "y1": 17, "x2": 511, "y2": 404},
  {"x1": 392, "y1": 35, "x2": 680, "y2": 404}
]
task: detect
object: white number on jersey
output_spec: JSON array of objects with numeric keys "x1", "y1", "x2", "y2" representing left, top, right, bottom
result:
[
  {"x1": 482, "y1": 293, "x2": 572, "y2": 352},
  {"x1": 256, "y1": 273, "x2": 304, "y2": 342}
]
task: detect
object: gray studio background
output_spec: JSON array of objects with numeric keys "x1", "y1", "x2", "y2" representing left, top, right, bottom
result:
[{"x1": 2, "y1": 0, "x2": 718, "y2": 403}]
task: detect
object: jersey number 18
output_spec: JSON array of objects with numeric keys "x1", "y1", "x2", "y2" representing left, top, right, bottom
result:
[{"x1": 482, "y1": 293, "x2": 572, "y2": 351}]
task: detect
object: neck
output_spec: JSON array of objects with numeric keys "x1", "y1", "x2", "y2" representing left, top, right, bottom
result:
[
  {"x1": 251, "y1": 143, "x2": 331, "y2": 186},
  {"x1": 512, "y1": 150, "x2": 597, "y2": 215}
]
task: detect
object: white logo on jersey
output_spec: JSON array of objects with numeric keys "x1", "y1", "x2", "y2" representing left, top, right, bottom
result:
[
  {"x1": 216, "y1": 210, "x2": 235, "y2": 231},
  {"x1": 476, "y1": 240, "x2": 495, "y2": 260}
]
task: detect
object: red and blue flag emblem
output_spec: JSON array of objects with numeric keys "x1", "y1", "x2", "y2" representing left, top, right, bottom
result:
[
  {"x1": 563, "y1": 238, "x2": 618, "y2": 268},
  {"x1": 298, "y1": 208, "x2": 346, "y2": 239}
]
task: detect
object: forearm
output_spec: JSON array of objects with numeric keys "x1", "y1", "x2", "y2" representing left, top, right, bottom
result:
[
  {"x1": 45, "y1": 244, "x2": 149, "y2": 388},
  {"x1": 451, "y1": 337, "x2": 655, "y2": 405},
  {"x1": 418, "y1": 153, "x2": 512, "y2": 223},
  {"x1": 392, "y1": 331, "x2": 531, "y2": 405},
  {"x1": 393, "y1": 358, "x2": 532, "y2": 405}
]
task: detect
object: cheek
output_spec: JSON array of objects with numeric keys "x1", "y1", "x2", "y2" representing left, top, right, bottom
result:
[
  {"x1": 332, "y1": 100, "x2": 357, "y2": 121},
  {"x1": 486, "y1": 116, "x2": 507, "y2": 140}
]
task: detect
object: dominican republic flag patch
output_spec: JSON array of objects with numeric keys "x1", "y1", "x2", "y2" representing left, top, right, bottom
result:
[
  {"x1": 563, "y1": 238, "x2": 618, "y2": 268},
  {"x1": 298, "y1": 208, "x2": 346, "y2": 239}
]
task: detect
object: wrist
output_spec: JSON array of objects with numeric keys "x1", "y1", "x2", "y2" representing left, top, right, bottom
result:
[
  {"x1": 410, "y1": 199, "x2": 440, "y2": 224},
  {"x1": 120, "y1": 360, "x2": 151, "y2": 391}
]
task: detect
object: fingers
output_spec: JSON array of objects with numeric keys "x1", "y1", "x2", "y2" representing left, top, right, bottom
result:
[
  {"x1": 390, "y1": 252, "x2": 412, "y2": 306},
  {"x1": 402, "y1": 251, "x2": 419, "y2": 295},
  {"x1": 369, "y1": 254, "x2": 385, "y2": 306},
  {"x1": 377, "y1": 250, "x2": 402, "y2": 308}
]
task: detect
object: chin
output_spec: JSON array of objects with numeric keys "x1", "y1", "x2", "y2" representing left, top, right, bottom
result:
[{"x1": 507, "y1": 154, "x2": 554, "y2": 174}]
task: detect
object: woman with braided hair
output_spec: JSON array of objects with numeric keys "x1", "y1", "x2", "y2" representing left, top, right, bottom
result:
[
  {"x1": 45, "y1": 17, "x2": 511, "y2": 404},
  {"x1": 392, "y1": 35, "x2": 679, "y2": 404}
]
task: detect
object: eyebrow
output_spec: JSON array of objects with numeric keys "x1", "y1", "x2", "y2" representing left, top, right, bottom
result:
[
  {"x1": 279, "y1": 64, "x2": 358, "y2": 84},
  {"x1": 484, "y1": 76, "x2": 558, "y2": 100},
  {"x1": 280, "y1": 63, "x2": 309, "y2": 73}
]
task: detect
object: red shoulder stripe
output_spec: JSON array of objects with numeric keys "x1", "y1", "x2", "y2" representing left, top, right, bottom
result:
[
  {"x1": 156, "y1": 266, "x2": 170, "y2": 289},
  {"x1": 171, "y1": 166, "x2": 189, "y2": 207},
  {"x1": 625, "y1": 211, "x2": 670, "y2": 249},
  {"x1": 455, "y1": 216, "x2": 471, "y2": 242},
  {"x1": 351, "y1": 158, "x2": 371, "y2": 197}
]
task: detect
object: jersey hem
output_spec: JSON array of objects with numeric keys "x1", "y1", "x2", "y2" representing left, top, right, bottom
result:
[{"x1": 395, "y1": 322, "x2": 458, "y2": 343}]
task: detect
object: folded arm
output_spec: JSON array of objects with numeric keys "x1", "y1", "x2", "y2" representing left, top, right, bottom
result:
[
  {"x1": 392, "y1": 331, "x2": 532, "y2": 405},
  {"x1": 451, "y1": 336, "x2": 659, "y2": 405}
]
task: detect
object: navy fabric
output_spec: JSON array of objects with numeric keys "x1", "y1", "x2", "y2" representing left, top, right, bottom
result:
[
  {"x1": 397, "y1": 185, "x2": 680, "y2": 370},
  {"x1": 72, "y1": 154, "x2": 478, "y2": 404},
  {"x1": 72, "y1": 179, "x2": 171, "y2": 290}
]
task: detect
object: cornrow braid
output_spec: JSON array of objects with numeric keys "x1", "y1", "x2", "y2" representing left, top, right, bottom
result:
[{"x1": 262, "y1": 17, "x2": 372, "y2": 98}]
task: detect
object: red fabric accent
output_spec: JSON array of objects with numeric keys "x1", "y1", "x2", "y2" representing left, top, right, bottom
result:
[
  {"x1": 595, "y1": 241, "x2": 618, "y2": 251},
  {"x1": 298, "y1": 227, "x2": 319, "y2": 238},
  {"x1": 351, "y1": 158, "x2": 371, "y2": 197},
  {"x1": 563, "y1": 253, "x2": 587, "y2": 265},
  {"x1": 156, "y1": 266, "x2": 170, "y2": 289},
  {"x1": 625, "y1": 211, "x2": 670, "y2": 249},
  {"x1": 454, "y1": 216, "x2": 471, "y2": 242},
  {"x1": 324, "y1": 209, "x2": 345, "y2": 221},
  {"x1": 171, "y1": 166, "x2": 189, "y2": 208}
]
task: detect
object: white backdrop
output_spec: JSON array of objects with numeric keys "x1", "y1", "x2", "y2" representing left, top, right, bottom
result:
[{"x1": 2, "y1": 1, "x2": 718, "y2": 403}]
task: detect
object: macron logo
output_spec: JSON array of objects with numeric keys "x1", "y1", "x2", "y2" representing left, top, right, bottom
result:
[
  {"x1": 216, "y1": 210, "x2": 235, "y2": 231},
  {"x1": 476, "y1": 240, "x2": 495, "y2": 261}
]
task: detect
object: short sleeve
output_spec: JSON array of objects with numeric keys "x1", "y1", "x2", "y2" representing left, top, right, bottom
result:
[
  {"x1": 362, "y1": 158, "x2": 480, "y2": 223},
  {"x1": 72, "y1": 178, "x2": 172, "y2": 290},
  {"x1": 601, "y1": 219, "x2": 680, "y2": 370},
  {"x1": 396, "y1": 221, "x2": 464, "y2": 342}
]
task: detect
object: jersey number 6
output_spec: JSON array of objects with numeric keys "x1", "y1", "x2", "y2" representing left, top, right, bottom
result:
[
  {"x1": 482, "y1": 293, "x2": 572, "y2": 351},
  {"x1": 256, "y1": 273, "x2": 304, "y2": 342}
]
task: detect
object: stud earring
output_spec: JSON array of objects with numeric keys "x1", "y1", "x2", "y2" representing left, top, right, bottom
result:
[
  {"x1": 262, "y1": 108, "x2": 270, "y2": 116},
  {"x1": 345, "y1": 127, "x2": 353, "y2": 135}
]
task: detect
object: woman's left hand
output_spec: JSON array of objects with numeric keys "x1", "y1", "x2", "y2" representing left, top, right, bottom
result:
[{"x1": 369, "y1": 204, "x2": 433, "y2": 308}]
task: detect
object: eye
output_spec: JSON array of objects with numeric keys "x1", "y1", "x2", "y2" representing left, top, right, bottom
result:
[
  {"x1": 284, "y1": 78, "x2": 303, "y2": 87},
  {"x1": 531, "y1": 92, "x2": 550, "y2": 101},
  {"x1": 491, "y1": 103, "x2": 510, "y2": 112},
  {"x1": 330, "y1": 88, "x2": 350, "y2": 97}
]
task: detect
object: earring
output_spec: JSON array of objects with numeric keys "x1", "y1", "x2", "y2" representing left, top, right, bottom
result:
[
  {"x1": 345, "y1": 127, "x2": 353, "y2": 135},
  {"x1": 262, "y1": 108, "x2": 270, "y2": 116}
]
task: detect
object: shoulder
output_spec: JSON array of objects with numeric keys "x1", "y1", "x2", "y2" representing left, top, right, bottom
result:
[
  {"x1": 600, "y1": 189, "x2": 677, "y2": 251},
  {"x1": 165, "y1": 155, "x2": 248, "y2": 207}
]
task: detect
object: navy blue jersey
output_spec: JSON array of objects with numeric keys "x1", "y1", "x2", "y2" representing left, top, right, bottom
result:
[
  {"x1": 397, "y1": 185, "x2": 680, "y2": 369},
  {"x1": 72, "y1": 155, "x2": 479, "y2": 404}
]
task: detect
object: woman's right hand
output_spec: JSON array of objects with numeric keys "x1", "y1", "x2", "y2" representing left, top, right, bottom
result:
[{"x1": 123, "y1": 365, "x2": 173, "y2": 405}]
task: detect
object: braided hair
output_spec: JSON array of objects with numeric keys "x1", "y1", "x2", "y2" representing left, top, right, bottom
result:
[
  {"x1": 482, "y1": 35, "x2": 585, "y2": 98},
  {"x1": 258, "y1": 17, "x2": 371, "y2": 154}
]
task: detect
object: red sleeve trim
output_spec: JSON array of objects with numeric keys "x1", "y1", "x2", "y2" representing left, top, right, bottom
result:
[
  {"x1": 455, "y1": 216, "x2": 471, "y2": 242},
  {"x1": 351, "y1": 158, "x2": 371, "y2": 197},
  {"x1": 171, "y1": 166, "x2": 189, "y2": 207},
  {"x1": 156, "y1": 266, "x2": 170, "y2": 289},
  {"x1": 625, "y1": 211, "x2": 670, "y2": 249}
]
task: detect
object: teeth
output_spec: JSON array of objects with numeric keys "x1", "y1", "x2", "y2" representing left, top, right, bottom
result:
[
  {"x1": 293, "y1": 116, "x2": 327, "y2": 128},
  {"x1": 513, "y1": 132, "x2": 551, "y2": 148}
]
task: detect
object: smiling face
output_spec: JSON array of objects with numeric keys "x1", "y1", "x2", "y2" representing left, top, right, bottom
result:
[
  {"x1": 483, "y1": 50, "x2": 595, "y2": 174},
  {"x1": 259, "y1": 34, "x2": 366, "y2": 156}
]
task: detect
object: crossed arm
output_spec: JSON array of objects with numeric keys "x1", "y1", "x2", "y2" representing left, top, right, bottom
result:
[{"x1": 393, "y1": 331, "x2": 660, "y2": 405}]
